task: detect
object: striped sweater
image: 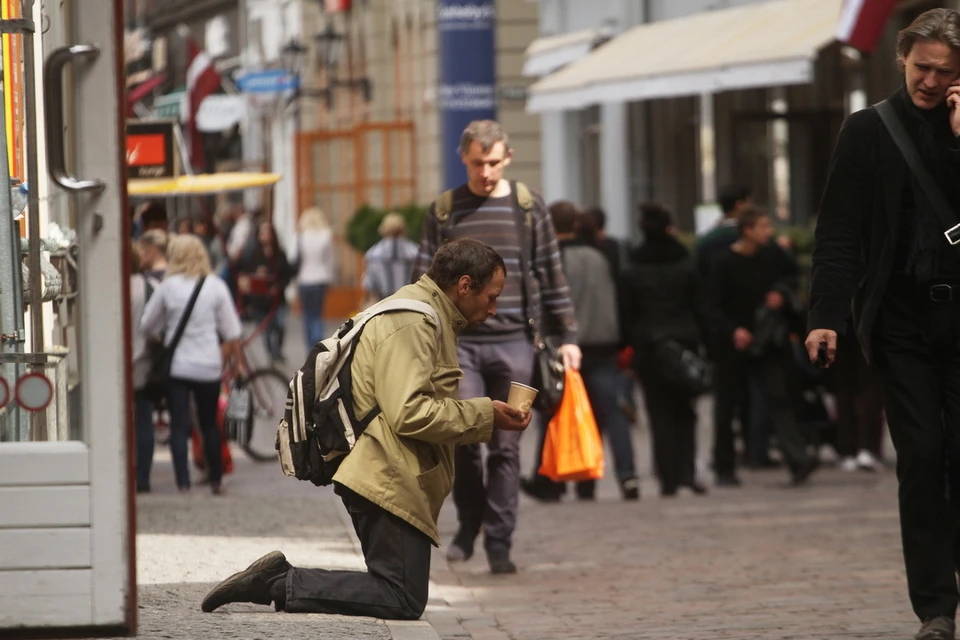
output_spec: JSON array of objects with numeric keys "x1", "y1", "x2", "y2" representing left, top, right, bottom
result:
[{"x1": 411, "y1": 183, "x2": 579, "y2": 344}]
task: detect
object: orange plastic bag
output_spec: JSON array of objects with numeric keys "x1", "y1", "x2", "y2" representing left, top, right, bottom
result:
[{"x1": 538, "y1": 369, "x2": 604, "y2": 482}]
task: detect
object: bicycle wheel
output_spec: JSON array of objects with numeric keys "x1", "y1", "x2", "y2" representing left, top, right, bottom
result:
[{"x1": 237, "y1": 367, "x2": 289, "y2": 461}]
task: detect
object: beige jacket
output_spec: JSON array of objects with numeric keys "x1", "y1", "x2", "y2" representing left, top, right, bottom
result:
[{"x1": 333, "y1": 275, "x2": 494, "y2": 544}]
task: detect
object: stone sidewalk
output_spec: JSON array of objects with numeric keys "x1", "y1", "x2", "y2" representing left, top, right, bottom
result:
[
  {"x1": 423, "y1": 409, "x2": 913, "y2": 640},
  {"x1": 114, "y1": 448, "x2": 441, "y2": 640}
]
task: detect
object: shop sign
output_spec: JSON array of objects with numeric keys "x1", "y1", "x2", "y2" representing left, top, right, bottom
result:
[{"x1": 126, "y1": 119, "x2": 177, "y2": 179}]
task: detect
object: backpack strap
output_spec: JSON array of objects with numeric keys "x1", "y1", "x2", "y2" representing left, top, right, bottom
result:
[{"x1": 434, "y1": 189, "x2": 455, "y2": 224}]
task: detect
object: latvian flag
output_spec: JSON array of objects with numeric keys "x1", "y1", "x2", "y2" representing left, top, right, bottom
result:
[
  {"x1": 184, "y1": 36, "x2": 221, "y2": 173},
  {"x1": 836, "y1": 0, "x2": 899, "y2": 54}
]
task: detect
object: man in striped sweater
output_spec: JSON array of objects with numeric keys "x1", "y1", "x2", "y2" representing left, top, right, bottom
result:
[{"x1": 411, "y1": 120, "x2": 580, "y2": 574}]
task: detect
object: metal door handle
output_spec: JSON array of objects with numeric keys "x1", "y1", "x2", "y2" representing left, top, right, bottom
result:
[{"x1": 44, "y1": 44, "x2": 105, "y2": 193}]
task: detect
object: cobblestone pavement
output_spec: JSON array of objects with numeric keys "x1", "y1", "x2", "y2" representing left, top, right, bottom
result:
[
  {"x1": 424, "y1": 398, "x2": 913, "y2": 640},
  {"x1": 111, "y1": 316, "x2": 915, "y2": 640}
]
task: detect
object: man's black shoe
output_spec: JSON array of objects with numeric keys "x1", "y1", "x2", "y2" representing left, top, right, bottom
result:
[
  {"x1": 715, "y1": 473, "x2": 742, "y2": 487},
  {"x1": 521, "y1": 475, "x2": 563, "y2": 503},
  {"x1": 488, "y1": 549, "x2": 517, "y2": 575},
  {"x1": 915, "y1": 615, "x2": 955, "y2": 640},
  {"x1": 790, "y1": 458, "x2": 820, "y2": 487},
  {"x1": 201, "y1": 550, "x2": 289, "y2": 613},
  {"x1": 446, "y1": 528, "x2": 477, "y2": 562}
]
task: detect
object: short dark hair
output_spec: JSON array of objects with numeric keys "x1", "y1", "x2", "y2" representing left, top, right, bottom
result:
[
  {"x1": 737, "y1": 205, "x2": 768, "y2": 236},
  {"x1": 426, "y1": 238, "x2": 506, "y2": 291},
  {"x1": 583, "y1": 207, "x2": 606, "y2": 231},
  {"x1": 638, "y1": 202, "x2": 672, "y2": 239},
  {"x1": 548, "y1": 200, "x2": 580, "y2": 235},
  {"x1": 718, "y1": 185, "x2": 750, "y2": 215},
  {"x1": 140, "y1": 200, "x2": 168, "y2": 226}
]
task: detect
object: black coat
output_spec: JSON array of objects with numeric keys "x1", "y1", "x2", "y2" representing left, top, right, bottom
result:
[
  {"x1": 808, "y1": 88, "x2": 960, "y2": 363},
  {"x1": 620, "y1": 236, "x2": 704, "y2": 351}
]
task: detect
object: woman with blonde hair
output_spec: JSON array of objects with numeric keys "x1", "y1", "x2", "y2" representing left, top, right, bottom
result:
[
  {"x1": 289, "y1": 206, "x2": 335, "y2": 347},
  {"x1": 140, "y1": 234, "x2": 243, "y2": 495}
]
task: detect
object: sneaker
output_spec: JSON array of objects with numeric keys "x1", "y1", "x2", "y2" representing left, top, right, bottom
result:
[
  {"x1": 446, "y1": 528, "x2": 477, "y2": 562},
  {"x1": 839, "y1": 456, "x2": 858, "y2": 473},
  {"x1": 201, "y1": 550, "x2": 290, "y2": 613},
  {"x1": 856, "y1": 450, "x2": 880, "y2": 472},
  {"x1": 915, "y1": 616, "x2": 955, "y2": 640}
]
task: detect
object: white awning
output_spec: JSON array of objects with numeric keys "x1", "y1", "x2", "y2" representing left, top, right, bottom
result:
[
  {"x1": 523, "y1": 28, "x2": 604, "y2": 78},
  {"x1": 527, "y1": 0, "x2": 843, "y2": 113}
]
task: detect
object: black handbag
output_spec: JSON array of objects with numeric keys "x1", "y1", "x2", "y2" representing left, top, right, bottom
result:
[
  {"x1": 653, "y1": 339, "x2": 712, "y2": 397},
  {"x1": 511, "y1": 182, "x2": 565, "y2": 414},
  {"x1": 143, "y1": 277, "x2": 206, "y2": 402}
]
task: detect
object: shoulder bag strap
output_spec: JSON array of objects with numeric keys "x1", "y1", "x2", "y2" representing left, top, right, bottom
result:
[
  {"x1": 875, "y1": 99, "x2": 960, "y2": 245},
  {"x1": 510, "y1": 180, "x2": 540, "y2": 344},
  {"x1": 167, "y1": 276, "x2": 206, "y2": 355}
]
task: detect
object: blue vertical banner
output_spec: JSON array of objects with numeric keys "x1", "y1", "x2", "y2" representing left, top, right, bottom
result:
[{"x1": 437, "y1": 0, "x2": 497, "y2": 191}]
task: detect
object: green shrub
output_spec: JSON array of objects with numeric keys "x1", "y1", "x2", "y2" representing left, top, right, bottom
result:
[{"x1": 345, "y1": 202, "x2": 430, "y2": 253}]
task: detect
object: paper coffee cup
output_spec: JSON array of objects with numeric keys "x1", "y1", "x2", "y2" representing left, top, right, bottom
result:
[{"x1": 507, "y1": 382, "x2": 538, "y2": 413}]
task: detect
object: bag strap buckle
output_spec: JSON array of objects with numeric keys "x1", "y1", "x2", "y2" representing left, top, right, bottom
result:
[{"x1": 945, "y1": 224, "x2": 960, "y2": 246}]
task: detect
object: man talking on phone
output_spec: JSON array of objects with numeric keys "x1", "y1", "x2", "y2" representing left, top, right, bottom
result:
[{"x1": 806, "y1": 9, "x2": 960, "y2": 640}]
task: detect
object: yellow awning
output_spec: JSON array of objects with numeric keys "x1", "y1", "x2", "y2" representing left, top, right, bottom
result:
[
  {"x1": 527, "y1": 0, "x2": 842, "y2": 112},
  {"x1": 128, "y1": 172, "x2": 281, "y2": 197}
]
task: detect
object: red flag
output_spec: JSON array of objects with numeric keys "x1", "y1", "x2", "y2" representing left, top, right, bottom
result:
[
  {"x1": 836, "y1": 0, "x2": 899, "y2": 53},
  {"x1": 185, "y1": 38, "x2": 221, "y2": 172}
]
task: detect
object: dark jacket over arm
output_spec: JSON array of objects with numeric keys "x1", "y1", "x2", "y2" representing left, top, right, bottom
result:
[{"x1": 807, "y1": 109, "x2": 877, "y2": 335}]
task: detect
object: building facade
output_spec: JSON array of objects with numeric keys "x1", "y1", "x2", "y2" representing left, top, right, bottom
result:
[
  {"x1": 525, "y1": 0, "x2": 960, "y2": 240},
  {"x1": 278, "y1": 0, "x2": 542, "y2": 315}
]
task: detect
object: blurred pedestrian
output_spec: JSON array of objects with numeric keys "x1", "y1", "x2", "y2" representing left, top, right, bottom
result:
[
  {"x1": 621, "y1": 203, "x2": 707, "y2": 497},
  {"x1": 140, "y1": 235, "x2": 243, "y2": 495},
  {"x1": 129, "y1": 242, "x2": 155, "y2": 493},
  {"x1": 361, "y1": 212, "x2": 419, "y2": 308},
  {"x1": 237, "y1": 220, "x2": 294, "y2": 364},
  {"x1": 139, "y1": 229, "x2": 168, "y2": 287},
  {"x1": 290, "y1": 207, "x2": 335, "y2": 347},
  {"x1": 411, "y1": 120, "x2": 580, "y2": 574},
  {"x1": 805, "y1": 10, "x2": 960, "y2": 637},
  {"x1": 709, "y1": 206, "x2": 817, "y2": 487}
]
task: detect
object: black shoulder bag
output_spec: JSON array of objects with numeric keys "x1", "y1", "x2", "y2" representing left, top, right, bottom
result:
[
  {"x1": 144, "y1": 277, "x2": 207, "y2": 402},
  {"x1": 510, "y1": 181, "x2": 565, "y2": 414},
  {"x1": 875, "y1": 99, "x2": 960, "y2": 246}
]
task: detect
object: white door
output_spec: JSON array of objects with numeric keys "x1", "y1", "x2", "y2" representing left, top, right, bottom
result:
[{"x1": 0, "y1": 0, "x2": 134, "y2": 634}]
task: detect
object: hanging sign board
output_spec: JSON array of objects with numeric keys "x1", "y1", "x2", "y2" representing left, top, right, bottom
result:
[{"x1": 125, "y1": 119, "x2": 179, "y2": 179}]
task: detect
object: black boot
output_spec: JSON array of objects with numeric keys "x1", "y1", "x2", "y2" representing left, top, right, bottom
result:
[
  {"x1": 487, "y1": 547, "x2": 517, "y2": 575},
  {"x1": 201, "y1": 550, "x2": 290, "y2": 613}
]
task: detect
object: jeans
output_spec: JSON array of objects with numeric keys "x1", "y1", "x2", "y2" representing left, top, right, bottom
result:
[
  {"x1": 580, "y1": 353, "x2": 637, "y2": 481},
  {"x1": 168, "y1": 378, "x2": 222, "y2": 489},
  {"x1": 453, "y1": 338, "x2": 534, "y2": 553},
  {"x1": 251, "y1": 305, "x2": 287, "y2": 361},
  {"x1": 134, "y1": 389, "x2": 155, "y2": 491},
  {"x1": 284, "y1": 486, "x2": 431, "y2": 620},
  {"x1": 299, "y1": 283, "x2": 327, "y2": 347}
]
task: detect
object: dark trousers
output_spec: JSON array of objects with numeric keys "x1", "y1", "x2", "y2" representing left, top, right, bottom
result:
[
  {"x1": 299, "y1": 283, "x2": 327, "y2": 348},
  {"x1": 749, "y1": 349, "x2": 814, "y2": 472},
  {"x1": 833, "y1": 333, "x2": 884, "y2": 458},
  {"x1": 168, "y1": 378, "x2": 222, "y2": 489},
  {"x1": 453, "y1": 339, "x2": 534, "y2": 553},
  {"x1": 873, "y1": 289, "x2": 960, "y2": 621},
  {"x1": 637, "y1": 367, "x2": 697, "y2": 493},
  {"x1": 134, "y1": 389, "x2": 155, "y2": 491},
  {"x1": 284, "y1": 487, "x2": 431, "y2": 620},
  {"x1": 712, "y1": 349, "x2": 750, "y2": 476},
  {"x1": 251, "y1": 305, "x2": 287, "y2": 361}
]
